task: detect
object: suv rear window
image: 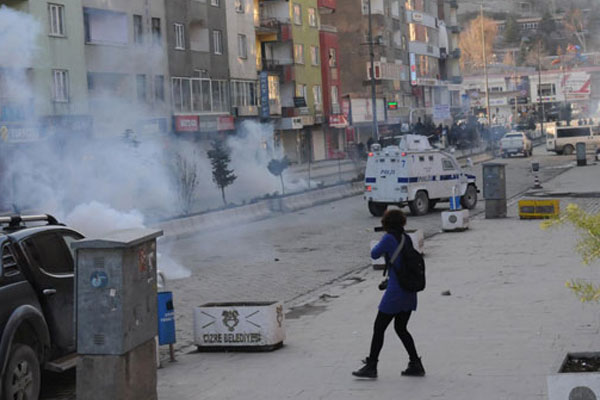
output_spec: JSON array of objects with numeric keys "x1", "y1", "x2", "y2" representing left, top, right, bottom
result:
[{"x1": 23, "y1": 233, "x2": 74, "y2": 275}]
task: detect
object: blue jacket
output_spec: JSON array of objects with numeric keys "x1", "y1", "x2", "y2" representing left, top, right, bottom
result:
[{"x1": 371, "y1": 233, "x2": 417, "y2": 314}]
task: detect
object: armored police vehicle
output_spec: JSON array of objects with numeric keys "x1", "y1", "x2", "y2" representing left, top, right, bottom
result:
[{"x1": 364, "y1": 135, "x2": 478, "y2": 216}]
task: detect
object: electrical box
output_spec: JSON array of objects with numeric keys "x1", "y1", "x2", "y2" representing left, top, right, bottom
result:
[
  {"x1": 73, "y1": 229, "x2": 163, "y2": 355},
  {"x1": 482, "y1": 163, "x2": 507, "y2": 200}
]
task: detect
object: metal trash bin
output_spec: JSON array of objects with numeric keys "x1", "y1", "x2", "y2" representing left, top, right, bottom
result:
[
  {"x1": 483, "y1": 163, "x2": 507, "y2": 219},
  {"x1": 158, "y1": 291, "x2": 176, "y2": 346},
  {"x1": 576, "y1": 142, "x2": 587, "y2": 166}
]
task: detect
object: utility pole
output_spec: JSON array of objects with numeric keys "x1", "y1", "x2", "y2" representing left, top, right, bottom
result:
[
  {"x1": 480, "y1": 3, "x2": 491, "y2": 127},
  {"x1": 368, "y1": 0, "x2": 379, "y2": 141},
  {"x1": 537, "y1": 42, "x2": 545, "y2": 137}
]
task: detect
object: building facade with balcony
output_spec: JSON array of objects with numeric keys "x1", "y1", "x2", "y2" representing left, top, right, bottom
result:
[
  {"x1": 227, "y1": 0, "x2": 260, "y2": 124},
  {"x1": 318, "y1": 0, "x2": 347, "y2": 159},
  {"x1": 0, "y1": 0, "x2": 91, "y2": 144},
  {"x1": 322, "y1": 0, "x2": 411, "y2": 144},
  {"x1": 405, "y1": 0, "x2": 462, "y2": 124},
  {"x1": 83, "y1": 0, "x2": 171, "y2": 137},
  {"x1": 166, "y1": 0, "x2": 233, "y2": 138},
  {"x1": 257, "y1": 0, "x2": 325, "y2": 163}
]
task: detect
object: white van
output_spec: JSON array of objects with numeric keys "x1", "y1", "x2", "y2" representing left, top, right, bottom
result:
[
  {"x1": 364, "y1": 135, "x2": 478, "y2": 216},
  {"x1": 546, "y1": 125, "x2": 600, "y2": 155}
]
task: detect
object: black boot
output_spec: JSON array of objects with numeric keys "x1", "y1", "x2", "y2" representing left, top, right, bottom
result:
[
  {"x1": 352, "y1": 357, "x2": 378, "y2": 378},
  {"x1": 401, "y1": 357, "x2": 425, "y2": 377}
]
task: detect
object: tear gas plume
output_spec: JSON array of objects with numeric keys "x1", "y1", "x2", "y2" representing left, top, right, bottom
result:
[{"x1": 0, "y1": 7, "x2": 312, "y2": 280}]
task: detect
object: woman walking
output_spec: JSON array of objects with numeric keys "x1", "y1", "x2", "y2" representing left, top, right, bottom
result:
[{"x1": 352, "y1": 209, "x2": 424, "y2": 379}]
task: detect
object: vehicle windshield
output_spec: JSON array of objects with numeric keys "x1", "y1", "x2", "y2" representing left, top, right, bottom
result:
[{"x1": 505, "y1": 133, "x2": 522, "y2": 138}]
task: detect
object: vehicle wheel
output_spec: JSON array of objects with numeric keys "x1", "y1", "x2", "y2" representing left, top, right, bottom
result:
[
  {"x1": 2, "y1": 344, "x2": 41, "y2": 400},
  {"x1": 368, "y1": 201, "x2": 387, "y2": 217},
  {"x1": 460, "y1": 185, "x2": 478, "y2": 210},
  {"x1": 428, "y1": 199, "x2": 438, "y2": 210},
  {"x1": 409, "y1": 191, "x2": 429, "y2": 216},
  {"x1": 563, "y1": 145, "x2": 575, "y2": 156}
]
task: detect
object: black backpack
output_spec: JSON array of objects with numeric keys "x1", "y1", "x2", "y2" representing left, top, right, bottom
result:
[{"x1": 389, "y1": 233, "x2": 426, "y2": 293}]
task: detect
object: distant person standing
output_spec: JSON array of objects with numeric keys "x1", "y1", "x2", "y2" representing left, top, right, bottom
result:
[{"x1": 352, "y1": 209, "x2": 425, "y2": 379}]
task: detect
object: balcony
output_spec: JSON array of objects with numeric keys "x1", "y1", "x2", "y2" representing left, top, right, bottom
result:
[
  {"x1": 448, "y1": 0, "x2": 458, "y2": 9},
  {"x1": 262, "y1": 59, "x2": 295, "y2": 83},
  {"x1": 257, "y1": 18, "x2": 292, "y2": 41},
  {"x1": 318, "y1": 0, "x2": 336, "y2": 13}
]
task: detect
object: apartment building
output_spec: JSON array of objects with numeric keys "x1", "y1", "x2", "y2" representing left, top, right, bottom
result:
[
  {"x1": 257, "y1": 0, "x2": 325, "y2": 163},
  {"x1": 0, "y1": 0, "x2": 90, "y2": 143},
  {"x1": 166, "y1": 0, "x2": 232, "y2": 138},
  {"x1": 83, "y1": 0, "x2": 170, "y2": 137},
  {"x1": 318, "y1": 0, "x2": 345, "y2": 159},
  {"x1": 322, "y1": 0, "x2": 411, "y2": 143},
  {"x1": 405, "y1": 0, "x2": 462, "y2": 124}
]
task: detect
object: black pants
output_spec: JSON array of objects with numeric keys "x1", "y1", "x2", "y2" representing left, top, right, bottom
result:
[{"x1": 369, "y1": 310, "x2": 419, "y2": 362}]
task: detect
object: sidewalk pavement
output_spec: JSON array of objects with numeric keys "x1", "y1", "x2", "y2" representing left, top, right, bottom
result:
[
  {"x1": 157, "y1": 166, "x2": 600, "y2": 399},
  {"x1": 528, "y1": 159, "x2": 600, "y2": 197}
]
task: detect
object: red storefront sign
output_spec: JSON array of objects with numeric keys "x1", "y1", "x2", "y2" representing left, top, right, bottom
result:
[
  {"x1": 217, "y1": 116, "x2": 235, "y2": 131},
  {"x1": 175, "y1": 116, "x2": 199, "y2": 132},
  {"x1": 329, "y1": 114, "x2": 348, "y2": 128}
]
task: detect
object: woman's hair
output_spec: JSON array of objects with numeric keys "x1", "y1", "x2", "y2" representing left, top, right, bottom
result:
[{"x1": 381, "y1": 209, "x2": 407, "y2": 232}]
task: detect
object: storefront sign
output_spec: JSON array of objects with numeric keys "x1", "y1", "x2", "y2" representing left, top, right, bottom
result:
[
  {"x1": 218, "y1": 116, "x2": 235, "y2": 131},
  {"x1": 41, "y1": 115, "x2": 93, "y2": 137},
  {"x1": 433, "y1": 105, "x2": 451, "y2": 121},
  {"x1": 300, "y1": 115, "x2": 314, "y2": 126},
  {"x1": 329, "y1": 114, "x2": 348, "y2": 128},
  {"x1": 175, "y1": 115, "x2": 199, "y2": 132},
  {"x1": 279, "y1": 117, "x2": 303, "y2": 130},
  {"x1": 0, "y1": 123, "x2": 41, "y2": 143},
  {"x1": 410, "y1": 53, "x2": 417, "y2": 85},
  {"x1": 260, "y1": 71, "x2": 270, "y2": 119},
  {"x1": 412, "y1": 12, "x2": 423, "y2": 22},
  {"x1": 293, "y1": 97, "x2": 307, "y2": 108}
]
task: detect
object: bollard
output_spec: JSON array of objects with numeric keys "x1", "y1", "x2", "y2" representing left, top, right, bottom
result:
[
  {"x1": 576, "y1": 142, "x2": 587, "y2": 166},
  {"x1": 531, "y1": 161, "x2": 542, "y2": 189}
]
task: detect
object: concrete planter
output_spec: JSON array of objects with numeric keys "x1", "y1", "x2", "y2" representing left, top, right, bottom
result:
[
  {"x1": 194, "y1": 301, "x2": 285, "y2": 351},
  {"x1": 547, "y1": 352, "x2": 600, "y2": 399}
]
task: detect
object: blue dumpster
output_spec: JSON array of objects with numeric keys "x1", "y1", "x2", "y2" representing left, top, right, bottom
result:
[{"x1": 157, "y1": 291, "x2": 176, "y2": 346}]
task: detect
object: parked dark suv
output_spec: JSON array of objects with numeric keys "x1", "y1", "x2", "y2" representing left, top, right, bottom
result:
[{"x1": 0, "y1": 215, "x2": 83, "y2": 400}]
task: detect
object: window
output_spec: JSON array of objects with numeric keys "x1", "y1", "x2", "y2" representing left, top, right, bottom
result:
[
  {"x1": 133, "y1": 15, "x2": 143, "y2": 44},
  {"x1": 235, "y1": 0, "x2": 244, "y2": 13},
  {"x1": 231, "y1": 80, "x2": 258, "y2": 106},
  {"x1": 328, "y1": 48, "x2": 337, "y2": 67},
  {"x1": 84, "y1": 8, "x2": 128, "y2": 45},
  {"x1": 137, "y1": 74, "x2": 147, "y2": 102},
  {"x1": 152, "y1": 17, "x2": 161, "y2": 45},
  {"x1": 52, "y1": 70, "x2": 69, "y2": 102},
  {"x1": 155, "y1": 75, "x2": 165, "y2": 101},
  {"x1": 538, "y1": 83, "x2": 556, "y2": 97},
  {"x1": 310, "y1": 46, "x2": 319, "y2": 66},
  {"x1": 556, "y1": 127, "x2": 591, "y2": 138},
  {"x1": 294, "y1": 44, "x2": 304, "y2": 64},
  {"x1": 293, "y1": 4, "x2": 302, "y2": 25},
  {"x1": 295, "y1": 83, "x2": 307, "y2": 100},
  {"x1": 48, "y1": 3, "x2": 65, "y2": 36},
  {"x1": 174, "y1": 23, "x2": 185, "y2": 49},
  {"x1": 313, "y1": 85, "x2": 322, "y2": 106},
  {"x1": 23, "y1": 233, "x2": 74, "y2": 275},
  {"x1": 172, "y1": 77, "x2": 230, "y2": 113},
  {"x1": 213, "y1": 30, "x2": 223, "y2": 55},
  {"x1": 442, "y1": 158, "x2": 455, "y2": 171},
  {"x1": 211, "y1": 0, "x2": 220, "y2": 6},
  {"x1": 308, "y1": 8, "x2": 317, "y2": 27},
  {"x1": 331, "y1": 86, "x2": 339, "y2": 107},
  {"x1": 237, "y1": 34, "x2": 247, "y2": 59}
]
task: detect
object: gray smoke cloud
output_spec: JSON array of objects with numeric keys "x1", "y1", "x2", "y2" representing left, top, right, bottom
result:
[{"x1": 0, "y1": 6, "x2": 312, "y2": 279}]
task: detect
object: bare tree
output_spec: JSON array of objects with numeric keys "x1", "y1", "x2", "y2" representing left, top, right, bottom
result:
[
  {"x1": 459, "y1": 15, "x2": 498, "y2": 73},
  {"x1": 174, "y1": 152, "x2": 199, "y2": 215},
  {"x1": 564, "y1": 8, "x2": 587, "y2": 52}
]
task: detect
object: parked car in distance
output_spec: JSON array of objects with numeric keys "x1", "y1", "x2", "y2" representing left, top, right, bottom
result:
[
  {"x1": 546, "y1": 125, "x2": 600, "y2": 155},
  {"x1": 500, "y1": 131, "x2": 533, "y2": 158}
]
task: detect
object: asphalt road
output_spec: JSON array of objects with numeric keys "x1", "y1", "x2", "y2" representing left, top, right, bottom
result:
[{"x1": 164, "y1": 145, "x2": 575, "y2": 352}]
